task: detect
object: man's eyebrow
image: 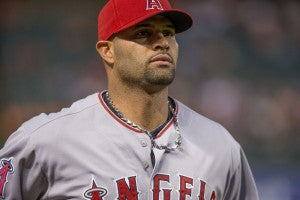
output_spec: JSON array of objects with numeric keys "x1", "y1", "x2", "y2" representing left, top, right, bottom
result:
[{"x1": 133, "y1": 23, "x2": 175, "y2": 30}]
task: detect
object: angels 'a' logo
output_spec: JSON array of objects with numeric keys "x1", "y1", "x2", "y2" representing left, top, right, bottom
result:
[
  {"x1": 146, "y1": 0, "x2": 163, "y2": 10},
  {"x1": 84, "y1": 179, "x2": 108, "y2": 200},
  {"x1": 0, "y1": 158, "x2": 14, "y2": 198}
]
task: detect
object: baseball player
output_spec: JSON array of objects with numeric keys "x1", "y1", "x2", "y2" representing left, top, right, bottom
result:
[{"x1": 0, "y1": 0, "x2": 259, "y2": 199}]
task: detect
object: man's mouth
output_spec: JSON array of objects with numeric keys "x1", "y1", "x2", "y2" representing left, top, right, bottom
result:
[{"x1": 150, "y1": 54, "x2": 173, "y2": 65}]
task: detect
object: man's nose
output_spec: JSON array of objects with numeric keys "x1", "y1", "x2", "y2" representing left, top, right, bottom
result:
[{"x1": 152, "y1": 32, "x2": 170, "y2": 51}]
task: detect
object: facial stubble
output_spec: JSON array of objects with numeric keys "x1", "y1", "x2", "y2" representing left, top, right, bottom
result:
[{"x1": 144, "y1": 66, "x2": 176, "y2": 86}]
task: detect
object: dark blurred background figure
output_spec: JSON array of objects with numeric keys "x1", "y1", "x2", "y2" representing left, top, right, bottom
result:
[{"x1": 0, "y1": 0, "x2": 299, "y2": 199}]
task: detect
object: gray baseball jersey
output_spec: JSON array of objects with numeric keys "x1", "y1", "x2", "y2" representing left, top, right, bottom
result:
[{"x1": 0, "y1": 91, "x2": 259, "y2": 199}]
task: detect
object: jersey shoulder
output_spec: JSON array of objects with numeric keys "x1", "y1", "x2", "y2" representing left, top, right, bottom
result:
[
  {"x1": 177, "y1": 100, "x2": 235, "y2": 140},
  {"x1": 4, "y1": 93, "x2": 100, "y2": 147},
  {"x1": 176, "y1": 100, "x2": 241, "y2": 164}
]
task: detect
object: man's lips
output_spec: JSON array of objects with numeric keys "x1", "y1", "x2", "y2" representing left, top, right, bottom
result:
[{"x1": 150, "y1": 54, "x2": 173, "y2": 64}]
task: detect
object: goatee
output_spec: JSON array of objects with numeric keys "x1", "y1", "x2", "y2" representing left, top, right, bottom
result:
[{"x1": 144, "y1": 67, "x2": 176, "y2": 85}]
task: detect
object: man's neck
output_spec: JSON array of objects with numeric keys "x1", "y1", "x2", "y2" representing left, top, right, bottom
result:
[{"x1": 107, "y1": 86, "x2": 169, "y2": 132}]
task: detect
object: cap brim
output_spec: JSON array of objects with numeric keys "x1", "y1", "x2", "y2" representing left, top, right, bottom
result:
[
  {"x1": 109, "y1": 9, "x2": 193, "y2": 39},
  {"x1": 159, "y1": 9, "x2": 193, "y2": 33}
]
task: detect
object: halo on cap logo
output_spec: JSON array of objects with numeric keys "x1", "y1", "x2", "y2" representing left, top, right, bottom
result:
[
  {"x1": 84, "y1": 188, "x2": 107, "y2": 199},
  {"x1": 83, "y1": 179, "x2": 107, "y2": 199},
  {"x1": 146, "y1": 0, "x2": 163, "y2": 10}
]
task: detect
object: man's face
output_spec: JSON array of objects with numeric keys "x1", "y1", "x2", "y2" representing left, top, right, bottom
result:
[{"x1": 111, "y1": 15, "x2": 179, "y2": 91}]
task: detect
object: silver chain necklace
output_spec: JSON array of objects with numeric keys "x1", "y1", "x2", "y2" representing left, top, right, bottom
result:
[{"x1": 105, "y1": 92, "x2": 182, "y2": 152}]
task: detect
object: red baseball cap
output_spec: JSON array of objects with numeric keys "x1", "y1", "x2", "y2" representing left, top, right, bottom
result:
[{"x1": 98, "y1": 0, "x2": 193, "y2": 40}]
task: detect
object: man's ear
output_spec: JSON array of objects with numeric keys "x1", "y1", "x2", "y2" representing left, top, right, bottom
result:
[{"x1": 96, "y1": 40, "x2": 114, "y2": 65}]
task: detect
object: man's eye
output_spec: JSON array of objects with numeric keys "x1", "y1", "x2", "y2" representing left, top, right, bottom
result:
[
  {"x1": 163, "y1": 30, "x2": 175, "y2": 37},
  {"x1": 136, "y1": 30, "x2": 151, "y2": 37}
]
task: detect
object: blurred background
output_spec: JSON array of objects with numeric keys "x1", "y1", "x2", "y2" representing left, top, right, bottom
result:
[{"x1": 0, "y1": 0, "x2": 299, "y2": 199}]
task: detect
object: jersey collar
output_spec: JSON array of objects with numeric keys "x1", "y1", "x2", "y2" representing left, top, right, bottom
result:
[{"x1": 98, "y1": 90, "x2": 178, "y2": 139}]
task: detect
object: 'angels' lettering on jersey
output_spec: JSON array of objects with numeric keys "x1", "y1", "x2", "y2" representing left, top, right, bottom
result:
[{"x1": 83, "y1": 174, "x2": 216, "y2": 200}]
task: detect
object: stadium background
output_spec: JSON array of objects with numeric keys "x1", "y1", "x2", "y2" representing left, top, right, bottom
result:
[{"x1": 0, "y1": 0, "x2": 299, "y2": 199}]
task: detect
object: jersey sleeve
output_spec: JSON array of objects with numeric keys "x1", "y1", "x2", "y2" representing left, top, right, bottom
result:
[
  {"x1": 0, "y1": 126, "x2": 48, "y2": 199},
  {"x1": 223, "y1": 147, "x2": 259, "y2": 200}
]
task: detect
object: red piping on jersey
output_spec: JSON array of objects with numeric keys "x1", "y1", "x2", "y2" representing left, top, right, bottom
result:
[
  {"x1": 98, "y1": 92, "x2": 142, "y2": 133},
  {"x1": 98, "y1": 92, "x2": 178, "y2": 139}
]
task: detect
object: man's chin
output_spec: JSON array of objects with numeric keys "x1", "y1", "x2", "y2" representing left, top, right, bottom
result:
[
  {"x1": 145, "y1": 73, "x2": 175, "y2": 86},
  {"x1": 144, "y1": 68, "x2": 175, "y2": 85},
  {"x1": 145, "y1": 76, "x2": 175, "y2": 86},
  {"x1": 142, "y1": 79, "x2": 173, "y2": 94}
]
